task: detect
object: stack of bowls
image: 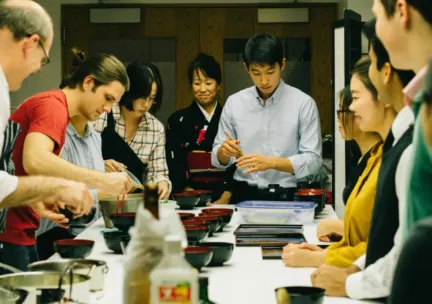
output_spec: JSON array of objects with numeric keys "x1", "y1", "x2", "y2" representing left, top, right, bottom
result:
[
  {"x1": 179, "y1": 207, "x2": 234, "y2": 271},
  {"x1": 294, "y1": 188, "x2": 325, "y2": 214}
]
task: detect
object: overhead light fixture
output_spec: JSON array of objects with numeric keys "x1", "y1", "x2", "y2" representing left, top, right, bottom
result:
[
  {"x1": 258, "y1": 8, "x2": 309, "y2": 23},
  {"x1": 90, "y1": 8, "x2": 141, "y2": 24}
]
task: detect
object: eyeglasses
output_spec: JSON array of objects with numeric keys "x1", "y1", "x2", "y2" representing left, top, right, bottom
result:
[
  {"x1": 140, "y1": 97, "x2": 156, "y2": 106},
  {"x1": 38, "y1": 40, "x2": 50, "y2": 67},
  {"x1": 26, "y1": 34, "x2": 50, "y2": 67},
  {"x1": 337, "y1": 109, "x2": 353, "y2": 120}
]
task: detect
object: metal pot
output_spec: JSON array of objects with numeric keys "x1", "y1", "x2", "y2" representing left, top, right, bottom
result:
[
  {"x1": 0, "y1": 286, "x2": 28, "y2": 304},
  {"x1": 28, "y1": 259, "x2": 108, "y2": 292},
  {"x1": 0, "y1": 271, "x2": 90, "y2": 304},
  {"x1": 99, "y1": 193, "x2": 143, "y2": 228}
]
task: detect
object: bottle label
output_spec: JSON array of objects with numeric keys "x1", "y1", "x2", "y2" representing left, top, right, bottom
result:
[{"x1": 157, "y1": 281, "x2": 192, "y2": 303}]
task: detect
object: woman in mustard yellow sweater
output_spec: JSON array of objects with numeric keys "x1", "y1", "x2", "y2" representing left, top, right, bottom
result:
[{"x1": 282, "y1": 56, "x2": 396, "y2": 268}]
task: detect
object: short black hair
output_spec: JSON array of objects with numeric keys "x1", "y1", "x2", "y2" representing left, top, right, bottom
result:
[
  {"x1": 363, "y1": 19, "x2": 415, "y2": 87},
  {"x1": 351, "y1": 56, "x2": 379, "y2": 101},
  {"x1": 379, "y1": 0, "x2": 432, "y2": 25},
  {"x1": 119, "y1": 61, "x2": 163, "y2": 113},
  {"x1": 188, "y1": 53, "x2": 222, "y2": 85},
  {"x1": 243, "y1": 33, "x2": 284, "y2": 68}
]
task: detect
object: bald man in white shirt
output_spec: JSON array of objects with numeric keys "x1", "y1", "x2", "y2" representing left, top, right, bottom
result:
[{"x1": 0, "y1": 0, "x2": 92, "y2": 224}]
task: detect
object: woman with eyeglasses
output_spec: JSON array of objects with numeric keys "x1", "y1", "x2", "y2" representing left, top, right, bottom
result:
[
  {"x1": 337, "y1": 86, "x2": 381, "y2": 206},
  {"x1": 94, "y1": 61, "x2": 171, "y2": 199},
  {"x1": 315, "y1": 86, "x2": 382, "y2": 243},
  {"x1": 283, "y1": 56, "x2": 396, "y2": 268}
]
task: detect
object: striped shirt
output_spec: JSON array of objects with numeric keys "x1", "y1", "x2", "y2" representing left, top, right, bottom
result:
[
  {"x1": 37, "y1": 122, "x2": 104, "y2": 237},
  {"x1": 94, "y1": 103, "x2": 170, "y2": 187}
]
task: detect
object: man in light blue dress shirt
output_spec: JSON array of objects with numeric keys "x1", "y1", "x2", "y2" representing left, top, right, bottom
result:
[
  {"x1": 36, "y1": 117, "x2": 105, "y2": 260},
  {"x1": 212, "y1": 33, "x2": 322, "y2": 203}
]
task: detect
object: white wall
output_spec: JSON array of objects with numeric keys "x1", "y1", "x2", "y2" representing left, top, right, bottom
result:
[
  {"x1": 348, "y1": 0, "x2": 373, "y2": 53},
  {"x1": 347, "y1": 0, "x2": 373, "y2": 20}
]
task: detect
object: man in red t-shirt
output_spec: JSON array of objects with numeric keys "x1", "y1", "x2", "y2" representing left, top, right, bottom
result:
[
  {"x1": 0, "y1": 2, "x2": 93, "y2": 213},
  {"x1": 0, "y1": 1, "x2": 109, "y2": 271},
  {"x1": 0, "y1": 53, "x2": 132, "y2": 270}
]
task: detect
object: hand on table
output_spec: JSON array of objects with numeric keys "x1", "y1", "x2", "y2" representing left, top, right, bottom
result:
[
  {"x1": 317, "y1": 219, "x2": 344, "y2": 242},
  {"x1": 158, "y1": 181, "x2": 170, "y2": 200},
  {"x1": 282, "y1": 243, "x2": 326, "y2": 267},
  {"x1": 104, "y1": 159, "x2": 126, "y2": 172},
  {"x1": 236, "y1": 154, "x2": 274, "y2": 174},
  {"x1": 283, "y1": 242, "x2": 324, "y2": 252},
  {"x1": 30, "y1": 202, "x2": 69, "y2": 228},
  {"x1": 282, "y1": 249, "x2": 326, "y2": 268},
  {"x1": 311, "y1": 264, "x2": 351, "y2": 297}
]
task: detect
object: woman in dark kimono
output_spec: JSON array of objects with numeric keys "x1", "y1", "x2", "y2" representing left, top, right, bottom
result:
[{"x1": 166, "y1": 53, "x2": 234, "y2": 203}]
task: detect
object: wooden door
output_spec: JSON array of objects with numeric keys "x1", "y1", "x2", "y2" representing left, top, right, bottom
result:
[{"x1": 62, "y1": 5, "x2": 200, "y2": 124}]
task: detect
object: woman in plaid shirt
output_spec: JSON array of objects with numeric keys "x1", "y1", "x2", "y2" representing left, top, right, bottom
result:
[{"x1": 94, "y1": 61, "x2": 171, "y2": 199}]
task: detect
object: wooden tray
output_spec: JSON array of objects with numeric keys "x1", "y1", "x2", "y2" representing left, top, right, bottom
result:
[
  {"x1": 261, "y1": 245, "x2": 284, "y2": 260},
  {"x1": 235, "y1": 235, "x2": 306, "y2": 247},
  {"x1": 234, "y1": 224, "x2": 304, "y2": 236}
]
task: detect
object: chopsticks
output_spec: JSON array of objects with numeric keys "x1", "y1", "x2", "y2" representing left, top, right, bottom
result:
[
  {"x1": 224, "y1": 131, "x2": 244, "y2": 157},
  {"x1": 121, "y1": 194, "x2": 125, "y2": 213},
  {"x1": 115, "y1": 194, "x2": 126, "y2": 213},
  {"x1": 116, "y1": 196, "x2": 120, "y2": 214}
]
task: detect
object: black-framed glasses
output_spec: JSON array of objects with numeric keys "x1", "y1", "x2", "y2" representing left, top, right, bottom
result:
[
  {"x1": 337, "y1": 109, "x2": 353, "y2": 120},
  {"x1": 26, "y1": 34, "x2": 50, "y2": 67}
]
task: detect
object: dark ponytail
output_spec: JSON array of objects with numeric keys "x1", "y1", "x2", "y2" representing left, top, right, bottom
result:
[{"x1": 60, "y1": 47, "x2": 129, "y2": 91}]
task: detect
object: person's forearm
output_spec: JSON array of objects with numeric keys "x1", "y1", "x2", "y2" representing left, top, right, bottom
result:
[
  {"x1": 24, "y1": 150, "x2": 106, "y2": 190},
  {"x1": 269, "y1": 157, "x2": 295, "y2": 174},
  {"x1": 1, "y1": 176, "x2": 62, "y2": 208},
  {"x1": 97, "y1": 190, "x2": 111, "y2": 200}
]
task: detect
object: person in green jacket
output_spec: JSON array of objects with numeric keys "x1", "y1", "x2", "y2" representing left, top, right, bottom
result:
[{"x1": 372, "y1": 0, "x2": 432, "y2": 236}]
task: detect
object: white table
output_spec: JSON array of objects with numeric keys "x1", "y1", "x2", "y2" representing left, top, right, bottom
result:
[{"x1": 68, "y1": 205, "x2": 381, "y2": 304}]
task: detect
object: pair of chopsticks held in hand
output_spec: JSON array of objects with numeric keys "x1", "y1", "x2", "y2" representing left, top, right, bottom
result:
[
  {"x1": 224, "y1": 131, "x2": 244, "y2": 158},
  {"x1": 224, "y1": 131, "x2": 258, "y2": 176}
]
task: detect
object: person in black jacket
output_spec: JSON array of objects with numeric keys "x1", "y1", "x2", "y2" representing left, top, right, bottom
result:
[{"x1": 166, "y1": 53, "x2": 234, "y2": 203}]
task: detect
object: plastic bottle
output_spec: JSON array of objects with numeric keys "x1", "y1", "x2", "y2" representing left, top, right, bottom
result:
[{"x1": 150, "y1": 235, "x2": 199, "y2": 304}]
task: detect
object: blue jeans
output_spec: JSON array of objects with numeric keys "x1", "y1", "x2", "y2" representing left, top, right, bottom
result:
[{"x1": 0, "y1": 242, "x2": 39, "y2": 274}]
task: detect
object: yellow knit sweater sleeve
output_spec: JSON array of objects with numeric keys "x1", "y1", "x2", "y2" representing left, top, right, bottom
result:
[{"x1": 324, "y1": 240, "x2": 367, "y2": 267}]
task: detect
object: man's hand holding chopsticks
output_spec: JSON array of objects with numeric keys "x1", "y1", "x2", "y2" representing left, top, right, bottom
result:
[
  {"x1": 237, "y1": 154, "x2": 275, "y2": 174},
  {"x1": 219, "y1": 138, "x2": 243, "y2": 159}
]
